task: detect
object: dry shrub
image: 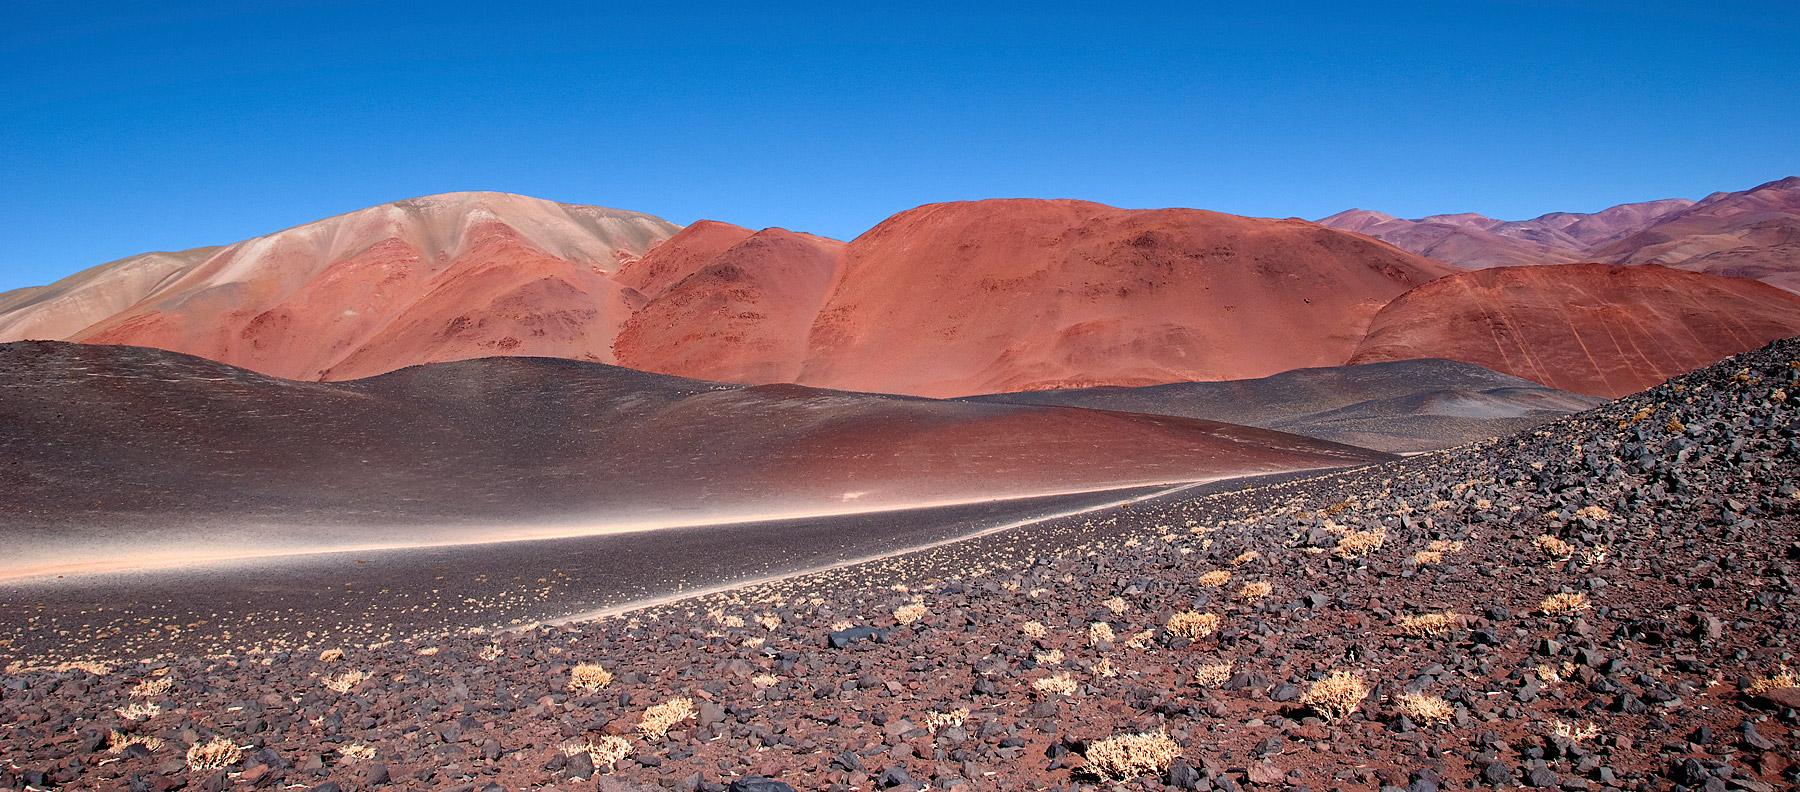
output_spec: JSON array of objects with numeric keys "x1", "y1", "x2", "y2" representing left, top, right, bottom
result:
[
  {"x1": 322, "y1": 669, "x2": 368, "y2": 694},
  {"x1": 754, "y1": 614, "x2": 781, "y2": 631},
  {"x1": 568, "y1": 663, "x2": 614, "y2": 692},
  {"x1": 1032, "y1": 672, "x2": 1078, "y2": 696},
  {"x1": 185, "y1": 737, "x2": 242, "y2": 771},
  {"x1": 130, "y1": 676, "x2": 173, "y2": 698},
  {"x1": 1020, "y1": 621, "x2": 1047, "y2": 638},
  {"x1": 1301, "y1": 671, "x2": 1369, "y2": 721},
  {"x1": 1550, "y1": 719, "x2": 1600, "y2": 742},
  {"x1": 1535, "y1": 534, "x2": 1575, "y2": 559},
  {"x1": 1573, "y1": 505, "x2": 1612, "y2": 522},
  {"x1": 1088, "y1": 622, "x2": 1115, "y2": 647},
  {"x1": 1397, "y1": 612, "x2": 1460, "y2": 638},
  {"x1": 1410, "y1": 550, "x2": 1444, "y2": 565},
  {"x1": 1101, "y1": 596, "x2": 1129, "y2": 615},
  {"x1": 750, "y1": 673, "x2": 779, "y2": 689},
  {"x1": 1335, "y1": 529, "x2": 1386, "y2": 558},
  {"x1": 924, "y1": 707, "x2": 969, "y2": 733},
  {"x1": 1166, "y1": 611, "x2": 1220, "y2": 640},
  {"x1": 1239, "y1": 581, "x2": 1273, "y2": 601},
  {"x1": 1746, "y1": 666, "x2": 1798, "y2": 695},
  {"x1": 318, "y1": 648, "x2": 344, "y2": 662},
  {"x1": 107, "y1": 730, "x2": 164, "y2": 753},
  {"x1": 1197, "y1": 570, "x2": 1231, "y2": 587},
  {"x1": 1034, "y1": 649, "x2": 1065, "y2": 665},
  {"x1": 339, "y1": 742, "x2": 376, "y2": 763},
  {"x1": 1395, "y1": 692, "x2": 1454, "y2": 724},
  {"x1": 563, "y1": 735, "x2": 630, "y2": 770},
  {"x1": 1538, "y1": 592, "x2": 1590, "y2": 615},
  {"x1": 5, "y1": 659, "x2": 112, "y2": 676},
  {"x1": 1084, "y1": 731, "x2": 1183, "y2": 779},
  {"x1": 1193, "y1": 662, "x2": 1233, "y2": 687},
  {"x1": 1230, "y1": 551, "x2": 1260, "y2": 567},
  {"x1": 1665, "y1": 417, "x2": 1686, "y2": 433},
  {"x1": 638, "y1": 697, "x2": 696, "y2": 738},
  {"x1": 115, "y1": 702, "x2": 161, "y2": 721},
  {"x1": 893, "y1": 602, "x2": 928, "y2": 625}
]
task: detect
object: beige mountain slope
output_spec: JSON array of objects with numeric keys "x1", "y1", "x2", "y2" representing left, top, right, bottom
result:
[
  {"x1": 0, "y1": 247, "x2": 221, "y2": 341},
  {"x1": 57, "y1": 192, "x2": 676, "y2": 380}
]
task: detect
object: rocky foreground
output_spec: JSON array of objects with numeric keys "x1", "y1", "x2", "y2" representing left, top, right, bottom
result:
[{"x1": 5, "y1": 340, "x2": 1799, "y2": 791}]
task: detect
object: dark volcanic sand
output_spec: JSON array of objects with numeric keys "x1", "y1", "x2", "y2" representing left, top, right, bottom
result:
[{"x1": 2, "y1": 342, "x2": 1798, "y2": 792}]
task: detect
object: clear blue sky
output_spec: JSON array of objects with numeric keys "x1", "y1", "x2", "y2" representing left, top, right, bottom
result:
[{"x1": 3, "y1": 1, "x2": 1796, "y2": 291}]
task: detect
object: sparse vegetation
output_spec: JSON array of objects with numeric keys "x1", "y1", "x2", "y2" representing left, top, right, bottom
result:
[
  {"x1": 322, "y1": 669, "x2": 368, "y2": 693},
  {"x1": 1335, "y1": 529, "x2": 1385, "y2": 558},
  {"x1": 1238, "y1": 581, "x2": 1273, "y2": 601},
  {"x1": 1197, "y1": 569, "x2": 1231, "y2": 587},
  {"x1": 893, "y1": 601, "x2": 928, "y2": 625},
  {"x1": 1397, "y1": 611, "x2": 1460, "y2": 638},
  {"x1": 1032, "y1": 672, "x2": 1078, "y2": 696},
  {"x1": 563, "y1": 735, "x2": 631, "y2": 770},
  {"x1": 569, "y1": 663, "x2": 614, "y2": 692},
  {"x1": 115, "y1": 701, "x2": 161, "y2": 721},
  {"x1": 1551, "y1": 719, "x2": 1600, "y2": 742},
  {"x1": 1020, "y1": 620, "x2": 1047, "y2": 638},
  {"x1": 1300, "y1": 670, "x2": 1369, "y2": 721},
  {"x1": 338, "y1": 742, "x2": 376, "y2": 763},
  {"x1": 1539, "y1": 592, "x2": 1590, "y2": 615},
  {"x1": 1535, "y1": 534, "x2": 1575, "y2": 559},
  {"x1": 1166, "y1": 611, "x2": 1220, "y2": 640},
  {"x1": 185, "y1": 737, "x2": 242, "y2": 771},
  {"x1": 1088, "y1": 621, "x2": 1115, "y2": 647},
  {"x1": 1395, "y1": 692, "x2": 1453, "y2": 724},
  {"x1": 1229, "y1": 551, "x2": 1260, "y2": 566},
  {"x1": 1084, "y1": 731, "x2": 1183, "y2": 779},
  {"x1": 318, "y1": 648, "x2": 344, "y2": 662},
  {"x1": 638, "y1": 696, "x2": 696, "y2": 738},
  {"x1": 1101, "y1": 596, "x2": 1128, "y2": 615},
  {"x1": 1746, "y1": 666, "x2": 1798, "y2": 695},
  {"x1": 1193, "y1": 662, "x2": 1233, "y2": 687},
  {"x1": 107, "y1": 729, "x2": 164, "y2": 753},
  {"x1": 130, "y1": 675, "x2": 172, "y2": 698},
  {"x1": 924, "y1": 707, "x2": 969, "y2": 733}
]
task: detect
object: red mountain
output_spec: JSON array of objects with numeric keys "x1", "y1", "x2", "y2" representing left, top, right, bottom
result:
[{"x1": 1350, "y1": 263, "x2": 1800, "y2": 396}]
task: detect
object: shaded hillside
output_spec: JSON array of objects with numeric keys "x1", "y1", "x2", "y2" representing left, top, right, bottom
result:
[{"x1": 969, "y1": 358, "x2": 1600, "y2": 452}]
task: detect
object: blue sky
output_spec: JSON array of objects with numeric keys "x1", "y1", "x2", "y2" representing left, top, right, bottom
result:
[{"x1": 3, "y1": 1, "x2": 1796, "y2": 291}]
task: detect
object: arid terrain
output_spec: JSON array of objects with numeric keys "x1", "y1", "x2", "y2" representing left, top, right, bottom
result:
[{"x1": 3, "y1": 338, "x2": 1794, "y2": 791}]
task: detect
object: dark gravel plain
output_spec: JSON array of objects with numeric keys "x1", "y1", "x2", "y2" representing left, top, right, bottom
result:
[{"x1": 3, "y1": 339, "x2": 1798, "y2": 791}]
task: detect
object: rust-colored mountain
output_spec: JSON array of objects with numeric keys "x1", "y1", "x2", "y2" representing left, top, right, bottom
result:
[
  {"x1": 2, "y1": 192, "x2": 678, "y2": 380},
  {"x1": 1592, "y1": 177, "x2": 1800, "y2": 293},
  {"x1": 1349, "y1": 263, "x2": 1800, "y2": 396},
  {"x1": 796, "y1": 200, "x2": 1453, "y2": 396}
]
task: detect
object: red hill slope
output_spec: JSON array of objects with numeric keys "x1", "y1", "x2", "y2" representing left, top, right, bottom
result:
[{"x1": 1350, "y1": 263, "x2": 1800, "y2": 396}]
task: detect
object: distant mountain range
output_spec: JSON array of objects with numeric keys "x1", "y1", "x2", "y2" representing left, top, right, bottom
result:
[
  {"x1": 3, "y1": 178, "x2": 1798, "y2": 400},
  {"x1": 1319, "y1": 176, "x2": 1800, "y2": 293}
]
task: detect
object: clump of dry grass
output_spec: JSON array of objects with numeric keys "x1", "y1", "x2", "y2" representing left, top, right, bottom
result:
[
  {"x1": 1538, "y1": 592, "x2": 1590, "y2": 615},
  {"x1": 1573, "y1": 505, "x2": 1612, "y2": 522},
  {"x1": 1335, "y1": 529, "x2": 1386, "y2": 558},
  {"x1": 1665, "y1": 417, "x2": 1686, "y2": 433},
  {"x1": 893, "y1": 601, "x2": 928, "y2": 625},
  {"x1": 107, "y1": 730, "x2": 164, "y2": 753},
  {"x1": 1238, "y1": 581, "x2": 1273, "y2": 601},
  {"x1": 318, "y1": 648, "x2": 344, "y2": 662},
  {"x1": 1032, "y1": 672, "x2": 1078, "y2": 696},
  {"x1": 638, "y1": 697, "x2": 696, "y2": 738},
  {"x1": 1535, "y1": 534, "x2": 1575, "y2": 559},
  {"x1": 1101, "y1": 596, "x2": 1129, "y2": 615},
  {"x1": 1034, "y1": 649, "x2": 1066, "y2": 665},
  {"x1": 1193, "y1": 662, "x2": 1233, "y2": 687},
  {"x1": 1230, "y1": 551, "x2": 1260, "y2": 567},
  {"x1": 185, "y1": 737, "x2": 242, "y2": 771},
  {"x1": 130, "y1": 676, "x2": 172, "y2": 698},
  {"x1": 1550, "y1": 719, "x2": 1600, "y2": 742},
  {"x1": 115, "y1": 702, "x2": 161, "y2": 721},
  {"x1": 322, "y1": 669, "x2": 368, "y2": 694},
  {"x1": 568, "y1": 663, "x2": 614, "y2": 692},
  {"x1": 1300, "y1": 671, "x2": 1369, "y2": 721},
  {"x1": 562, "y1": 735, "x2": 630, "y2": 771},
  {"x1": 338, "y1": 742, "x2": 376, "y2": 763},
  {"x1": 1020, "y1": 621, "x2": 1047, "y2": 638},
  {"x1": 750, "y1": 673, "x2": 780, "y2": 689},
  {"x1": 1084, "y1": 731, "x2": 1183, "y2": 780},
  {"x1": 1746, "y1": 666, "x2": 1798, "y2": 695},
  {"x1": 5, "y1": 659, "x2": 112, "y2": 676},
  {"x1": 1088, "y1": 622, "x2": 1115, "y2": 647},
  {"x1": 1395, "y1": 692, "x2": 1454, "y2": 724},
  {"x1": 924, "y1": 707, "x2": 969, "y2": 733},
  {"x1": 1166, "y1": 611, "x2": 1220, "y2": 640},
  {"x1": 1197, "y1": 570, "x2": 1231, "y2": 587},
  {"x1": 1397, "y1": 611, "x2": 1461, "y2": 638},
  {"x1": 753, "y1": 614, "x2": 781, "y2": 631}
]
